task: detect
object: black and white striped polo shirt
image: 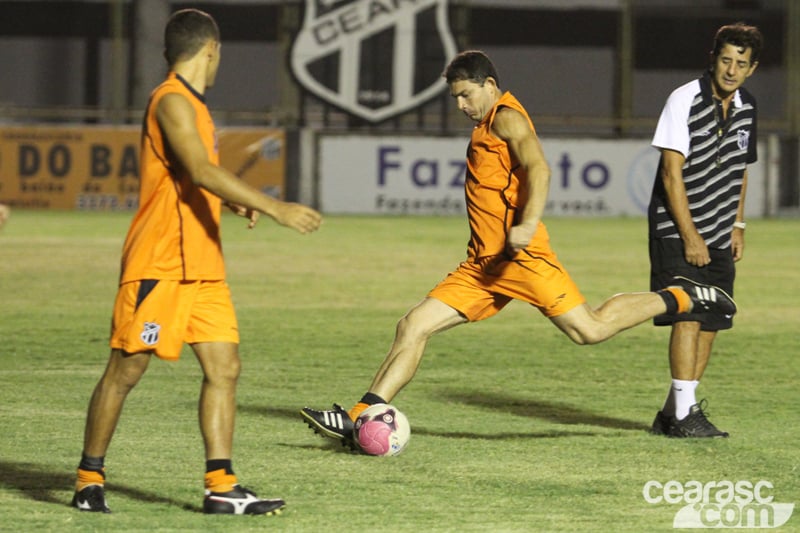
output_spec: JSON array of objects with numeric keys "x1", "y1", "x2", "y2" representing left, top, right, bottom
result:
[{"x1": 648, "y1": 72, "x2": 757, "y2": 250}]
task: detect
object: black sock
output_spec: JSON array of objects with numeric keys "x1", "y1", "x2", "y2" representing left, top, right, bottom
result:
[
  {"x1": 658, "y1": 289, "x2": 679, "y2": 315},
  {"x1": 359, "y1": 392, "x2": 387, "y2": 406},
  {"x1": 79, "y1": 453, "x2": 105, "y2": 474},
  {"x1": 206, "y1": 459, "x2": 234, "y2": 475}
]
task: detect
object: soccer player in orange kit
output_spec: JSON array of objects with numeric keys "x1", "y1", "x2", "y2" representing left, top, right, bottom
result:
[
  {"x1": 301, "y1": 50, "x2": 735, "y2": 449},
  {"x1": 72, "y1": 9, "x2": 320, "y2": 515}
]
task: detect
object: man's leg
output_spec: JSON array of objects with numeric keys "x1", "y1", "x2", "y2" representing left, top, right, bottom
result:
[
  {"x1": 301, "y1": 297, "x2": 466, "y2": 440},
  {"x1": 193, "y1": 342, "x2": 240, "y2": 460},
  {"x1": 550, "y1": 275, "x2": 734, "y2": 346},
  {"x1": 656, "y1": 325, "x2": 726, "y2": 437},
  {"x1": 192, "y1": 341, "x2": 285, "y2": 515},
  {"x1": 692, "y1": 330, "x2": 715, "y2": 380},
  {"x1": 367, "y1": 297, "x2": 467, "y2": 403},
  {"x1": 74, "y1": 349, "x2": 151, "y2": 512},
  {"x1": 83, "y1": 349, "x2": 151, "y2": 456},
  {"x1": 647, "y1": 238, "x2": 733, "y2": 437},
  {"x1": 659, "y1": 324, "x2": 718, "y2": 416},
  {"x1": 660, "y1": 322, "x2": 702, "y2": 420},
  {"x1": 550, "y1": 292, "x2": 672, "y2": 345}
]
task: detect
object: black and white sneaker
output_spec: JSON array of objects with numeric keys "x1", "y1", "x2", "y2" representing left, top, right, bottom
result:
[
  {"x1": 668, "y1": 401, "x2": 729, "y2": 438},
  {"x1": 203, "y1": 485, "x2": 285, "y2": 515},
  {"x1": 300, "y1": 403, "x2": 356, "y2": 448},
  {"x1": 670, "y1": 276, "x2": 737, "y2": 316},
  {"x1": 71, "y1": 484, "x2": 111, "y2": 513}
]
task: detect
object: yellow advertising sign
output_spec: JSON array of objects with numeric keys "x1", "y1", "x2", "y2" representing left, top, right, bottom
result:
[{"x1": 0, "y1": 126, "x2": 286, "y2": 210}]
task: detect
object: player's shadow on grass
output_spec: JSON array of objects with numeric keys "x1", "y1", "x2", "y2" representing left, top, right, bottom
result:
[
  {"x1": 435, "y1": 390, "x2": 650, "y2": 435},
  {"x1": 238, "y1": 405, "x2": 358, "y2": 453},
  {"x1": 413, "y1": 427, "x2": 599, "y2": 440},
  {"x1": 238, "y1": 404, "x2": 636, "y2": 444},
  {"x1": 237, "y1": 401, "x2": 648, "y2": 444},
  {"x1": 0, "y1": 460, "x2": 200, "y2": 512},
  {"x1": 239, "y1": 405, "x2": 303, "y2": 421}
]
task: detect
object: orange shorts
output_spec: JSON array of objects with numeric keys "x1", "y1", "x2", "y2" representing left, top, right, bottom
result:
[
  {"x1": 428, "y1": 250, "x2": 586, "y2": 322},
  {"x1": 110, "y1": 279, "x2": 239, "y2": 360}
]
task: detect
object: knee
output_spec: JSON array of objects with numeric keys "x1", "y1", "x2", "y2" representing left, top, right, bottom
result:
[
  {"x1": 106, "y1": 369, "x2": 142, "y2": 392},
  {"x1": 215, "y1": 358, "x2": 241, "y2": 384},
  {"x1": 395, "y1": 313, "x2": 430, "y2": 343},
  {"x1": 104, "y1": 351, "x2": 148, "y2": 390},
  {"x1": 395, "y1": 314, "x2": 411, "y2": 336},
  {"x1": 553, "y1": 308, "x2": 608, "y2": 346},
  {"x1": 204, "y1": 356, "x2": 241, "y2": 386},
  {"x1": 193, "y1": 342, "x2": 243, "y2": 386},
  {"x1": 564, "y1": 326, "x2": 604, "y2": 346}
]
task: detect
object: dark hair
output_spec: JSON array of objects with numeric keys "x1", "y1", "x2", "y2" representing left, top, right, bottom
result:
[
  {"x1": 712, "y1": 22, "x2": 763, "y2": 64},
  {"x1": 443, "y1": 50, "x2": 500, "y2": 86},
  {"x1": 164, "y1": 9, "x2": 220, "y2": 66}
]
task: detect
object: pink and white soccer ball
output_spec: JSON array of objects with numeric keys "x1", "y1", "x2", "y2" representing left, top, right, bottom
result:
[{"x1": 354, "y1": 403, "x2": 410, "y2": 456}]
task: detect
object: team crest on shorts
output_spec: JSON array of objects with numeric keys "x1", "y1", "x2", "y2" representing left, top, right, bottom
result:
[
  {"x1": 737, "y1": 128, "x2": 750, "y2": 150},
  {"x1": 140, "y1": 322, "x2": 160, "y2": 346},
  {"x1": 289, "y1": 0, "x2": 456, "y2": 123}
]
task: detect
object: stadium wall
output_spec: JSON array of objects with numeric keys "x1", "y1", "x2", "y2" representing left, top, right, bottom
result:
[
  {"x1": 0, "y1": 125, "x2": 286, "y2": 209},
  {"x1": 0, "y1": 125, "x2": 783, "y2": 218},
  {"x1": 310, "y1": 133, "x2": 770, "y2": 219}
]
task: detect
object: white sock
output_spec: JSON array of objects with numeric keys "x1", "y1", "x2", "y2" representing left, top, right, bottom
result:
[{"x1": 671, "y1": 379, "x2": 698, "y2": 420}]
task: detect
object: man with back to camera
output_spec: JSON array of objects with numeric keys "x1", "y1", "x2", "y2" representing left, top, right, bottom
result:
[{"x1": 71, "y1": 9, "x2": 321, "y2": 514}]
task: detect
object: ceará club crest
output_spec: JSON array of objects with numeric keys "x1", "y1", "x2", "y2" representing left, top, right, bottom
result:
[{"x1": 290, "y1": 0, "x2": 457, "y2": 123}]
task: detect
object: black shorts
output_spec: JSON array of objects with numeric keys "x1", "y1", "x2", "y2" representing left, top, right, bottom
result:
[{"x1": 649, "y1": 237, "x2": 735, "y2": 331}]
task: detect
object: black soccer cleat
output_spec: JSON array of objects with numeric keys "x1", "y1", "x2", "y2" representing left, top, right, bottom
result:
[
  {"x1": 71, "y1": 484, "x2": 111, "y2": 513},
  {"x1": 668, "y1": 401, "x2": 729, "y2": 438},
  {"x1": 670, "y1": 276, "x2": 737, "y2": 316},
  {"x1": 301, "y1": 403, "x2": 357, "y2": 449},
  {"x1": 203, "y1": 485, "x2": 285, "y2": 515},
  {"x1": 650, "y1": 410, "x2": 672, "y2": 436}
]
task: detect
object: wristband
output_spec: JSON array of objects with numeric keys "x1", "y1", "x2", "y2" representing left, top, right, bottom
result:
[{"x1": 732, "y1": 221, "x2": 746, "y2": 230}]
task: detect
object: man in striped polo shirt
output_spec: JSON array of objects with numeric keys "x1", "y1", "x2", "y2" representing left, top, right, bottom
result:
[{"x1": 648, "y1": 23, "x2": 762, "y2": 438}]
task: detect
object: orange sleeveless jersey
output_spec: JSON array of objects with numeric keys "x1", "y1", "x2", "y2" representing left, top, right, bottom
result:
[
  {"x1": 120, "y1": 72, "x2": 224, "y2": 283},
  {"x1": 427, "y1": 91, "x2": 585, "y2": 320},
  {"x1": 465, "y1": 91, "x2": 551, "y2": 261}
]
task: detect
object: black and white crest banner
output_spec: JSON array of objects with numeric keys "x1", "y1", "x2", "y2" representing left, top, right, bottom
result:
[{"x1": 290, "y1": 0, "x2": 457, "y2": 122}]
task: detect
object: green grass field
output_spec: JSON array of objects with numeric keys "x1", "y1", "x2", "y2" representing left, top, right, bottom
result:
[{"x1": 0, "y1": 211, "x2": 798, "y2": 532}]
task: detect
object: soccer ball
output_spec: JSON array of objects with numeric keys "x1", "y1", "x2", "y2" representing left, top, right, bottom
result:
[{"x1": 354, "y1": 403, "x2": 410, "y2": 456}]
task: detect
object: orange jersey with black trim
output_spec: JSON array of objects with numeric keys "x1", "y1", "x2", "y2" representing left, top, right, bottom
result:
[
  {"x1": 465, "y1": 91, "x2": 549, "y2": 262},
  {"x1": 119, "y1": 72, "x2": 224, "y2": 283}
]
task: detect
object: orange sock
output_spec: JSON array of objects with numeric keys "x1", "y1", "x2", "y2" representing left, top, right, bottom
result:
[
  {"x1": 204, "y1": 468, "x2": 238, "y2": 494},
  {"x1": 348, "y1": 402, "x2": 370, "y2": 421},
  {"x1": 76, "y1": 468, "x2": 105, "y2": 492},
  {"x1": 665, "y1": 287, "x2": 692, "y2": 314}
]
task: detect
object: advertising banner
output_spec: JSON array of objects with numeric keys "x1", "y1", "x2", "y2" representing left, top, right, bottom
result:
[
  {"x1": 0, "y1": 126, "x2": 286, "y2": 210},
  {"x1": 318, "y1": 135, "x2": 766, "y2": 217}
]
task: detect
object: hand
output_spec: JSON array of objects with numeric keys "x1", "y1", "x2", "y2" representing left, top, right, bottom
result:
[
  {"x1": 731, "y1": 227, "x2": 745, "y2": 262},
  {"x1": 275, "y1": 202, "x2": 322, "y2": 234},
  {"x1": 683, "y1": 232, "x2": 711, "y2": 266},
  {"x1": 507, "y1": 222, "x2": 538, "y2": 254},
  {"x1": 225, "y1": 201, "x2": 260, "y2": 229},
  {"x1": 0, "y1": 204, "x2": 9, "y2": 229}
]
